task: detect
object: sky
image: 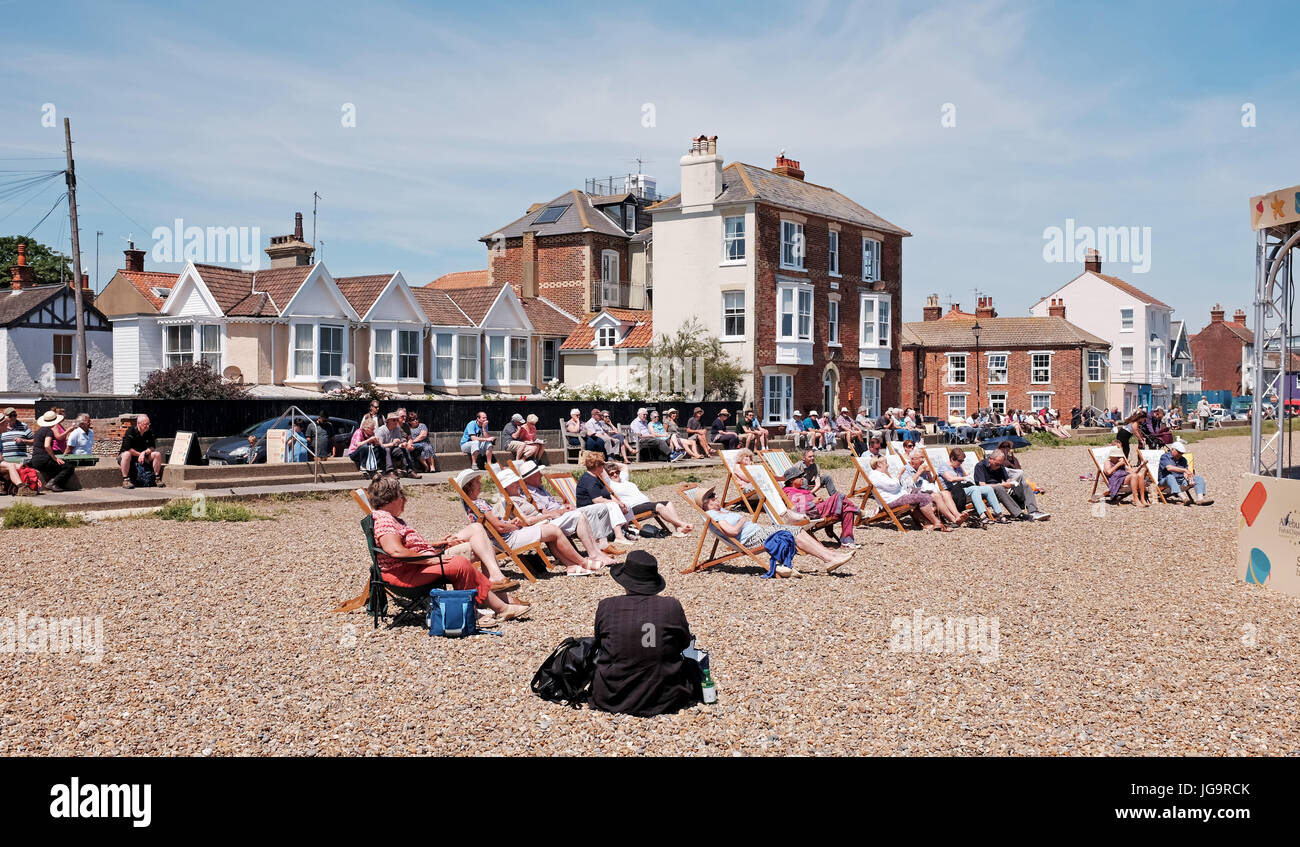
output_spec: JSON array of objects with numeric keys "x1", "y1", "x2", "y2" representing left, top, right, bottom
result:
[{"x1": 1, "y1": 0, "x2": 1295, "y2": 332}]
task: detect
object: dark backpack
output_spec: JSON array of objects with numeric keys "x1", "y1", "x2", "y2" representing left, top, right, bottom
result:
[
  {"x1": 134, "y1": 461, "x2": 155, "y2": 487},
  {"x1": 638, "y1": 524, "x2": 669, "y2": 539},
  {"x1": 531, "y1": 636, "x2": 598, "y2": 709}
]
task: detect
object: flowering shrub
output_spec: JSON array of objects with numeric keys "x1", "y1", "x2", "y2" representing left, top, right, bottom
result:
[
  {"x1": 540, "y1": 382, "x2": 678, "y2": 402},
  {"x1": 324, "y1": 382, "x2": 391, "y2": 401}
]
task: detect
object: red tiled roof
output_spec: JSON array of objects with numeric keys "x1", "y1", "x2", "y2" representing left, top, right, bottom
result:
[
  {"x1": 902, "y1": 316, "x2": 1110, "y2": 348},
  {"x1": 118, "y1": 270, "x2": 178, "y2": 310},
  {"x1": 336, "y1": 274, "x2": 392, "y2": 317},
  {"x1": 521, "y1": 297, "x2": 578, "y2": 337},
  {"x1": 442, "y1": 286, "x2": 502, "y2": 325},
  {"x1": 1222, "y1": 322, "x2": 1255, "y2": 344},
  {"x1": 412, "y1": 288, "x2": 474, "y2": 327},
  {"x1": 189, "y1": 263, "x2": 315, "y2": 317},
  {"x1": 250, "y1": 265, "x2": 314, "y2": 312},
  {"x1": 427, "y1": 269, "x2": 490, "y2": 289},
  {"x1": 938, "y1": 305, "x2": 975, "y2": 320},
  {"x1": 560, "y1": 308, "x2": 653, "y2": 351}
]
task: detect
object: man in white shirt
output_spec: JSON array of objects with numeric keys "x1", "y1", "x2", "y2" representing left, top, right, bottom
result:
[
  {"x1": 629, "y1": 408, "x2": 672, "y2": 460},
  {"x1": 65, "y1": 414, "x2": 94, "y2": 455}
]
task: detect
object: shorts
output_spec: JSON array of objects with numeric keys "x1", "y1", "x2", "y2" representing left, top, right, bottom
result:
[
  {"x1": 502, "y1": 523, "x2": 543, "y2": 548},
  {"x1": 461, "y1": 441, "x2": 489, "y2": 455}
]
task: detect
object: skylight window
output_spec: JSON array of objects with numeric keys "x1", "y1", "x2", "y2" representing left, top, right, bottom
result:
[{"x1": 534, "y1": 204, "x2": 569, "y2": 224}]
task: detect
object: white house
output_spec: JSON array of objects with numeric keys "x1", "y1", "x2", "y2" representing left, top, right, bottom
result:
[
  {"x1": 0, "y1": 280, "x2": 113, "y2": 394},
  {"x1": 1030, "y1": 249, "x2": 1173, "y2": 414}
]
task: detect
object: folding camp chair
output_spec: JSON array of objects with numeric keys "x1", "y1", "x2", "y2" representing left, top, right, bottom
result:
[
  {"x1": 448, "y1": 477, "x2": 544, "y2": 582},
  {"x1": 675, "y1": 483, "x2": 771, "y2": 575},
  {"x1": 355, "y1": 512, "x2": 448, "y2": 629}
]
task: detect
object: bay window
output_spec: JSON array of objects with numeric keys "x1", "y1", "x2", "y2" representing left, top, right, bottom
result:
[
  {"x1": 510, "y1": 337, "x2": 528, "y2": 383},
  {"x1": 434, "y1": 334, "x2": 454, "y2": 382},
  {"x1": 166, "y1": 324, "x2": 222, "y2": 371},
  {"x1": 318, "y1": 325, "x2": 344, "y2": 378},
  {"x1": 487, "y1": 335, "x2": 506, "y2": 382},
  {"x1": 372, "y1": 329, "x2": 394, "y2": 380},
  {"x1": 398, "y1": 330, "x2": 419, "y2": 380},
  {"x1": 457, "y1": 334, "x2": 478, "y2": 382}
]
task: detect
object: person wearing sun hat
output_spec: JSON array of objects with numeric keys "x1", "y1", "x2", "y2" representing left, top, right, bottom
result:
[
  {"x1": 515, "y1": 459, "x2": 630, "y2": 546},
  {"x1": 497, "y1": 466, "x2": 621, "y2": 568},
  {"x1": 30, "y1": 410, "x2": 75, "y2": 492},
  {"x1": 1159, "y1": 440, "x2": 1212, "y2": 505},
  {"x1": 590, "y1": 550, "x2": 702, "y2": 716}
]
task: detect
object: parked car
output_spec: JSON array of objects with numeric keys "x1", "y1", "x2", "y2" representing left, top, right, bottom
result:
[{"x1": 206, "y1": 416, "x2": 358, "y2": 465}]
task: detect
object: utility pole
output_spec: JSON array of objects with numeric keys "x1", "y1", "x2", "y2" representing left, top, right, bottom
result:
[
  {"x1": 64, "y1": 118, "x2": 88, "y2": 392},
  {"x1": 96, "y1": 230, "x2": 102, "y2": 290}
]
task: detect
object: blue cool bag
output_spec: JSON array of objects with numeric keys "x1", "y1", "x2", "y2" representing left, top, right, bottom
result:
[{"x1": 428, "y1": 589, "x2": 478, "y2": 637}]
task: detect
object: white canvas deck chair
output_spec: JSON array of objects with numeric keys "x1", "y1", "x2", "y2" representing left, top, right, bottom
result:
[{"x1": 676, "y1": 483, "x2": 770, "y2": 575}]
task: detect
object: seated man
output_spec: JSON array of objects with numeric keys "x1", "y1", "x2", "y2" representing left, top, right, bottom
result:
[
  {"x1": 834, "y1": 407, "x2": 865, "y2": 454},
  {"x1": 973, "y1": 449, "x2": 1048, "y2": 521},
  {"x1": 785, "y1": 409, "x2": 807, "y2": 449},
  {"x1": 781, "y1": 464, "x2": 861, "y2": 548},
  {"x1": 501, "y1": 414, "x2": 529, "y2": 460},
  {"x1": 591, "y1": 551, "x2": 701, "y2": 716},
  {"x1": 497, "y1": 467, "x2": 620, "y2": 568},
  {"x1": 791, "y1": 447, "x2": 837, "y2": 496},
  {"x1": 377, "y1": 411, "x2": 419, "y2": 477},
  {"x1": 684, "y1": 408, "x2": 714, "y2": 458},
  {"x1": 64, "y1": 413, "x2": 94, "y2": 455},
  {"x1": 740, "y1": 410, "x2": 768, "y2": 451},
  {"x1": 710, "y1": 409, "x2": 740, "y2": 450},
  {"x1": 306, "y1": 412, "x2": 334, "y2": 461},
  {"x1": 369, "y1": 473, "x2": 528, "y2": 622},
  {"x1": 1159, "y1": 440, "x2": 1213, "y2": 505},
  {"x1": 459, "y1": 410, "x2": 495, "y2": 470},
  {"x1": 118, "y1": 414, "x2": 165, "y2": 489},
  {"x1": 515, "y1": 460, "x2": 629, "y2": 543},
  {"x1": 800, "y1": 410, "x2": 824, "y2": 450},
  {"x1": 630, "y1": 407, "x2": 672, "y2": 461}
]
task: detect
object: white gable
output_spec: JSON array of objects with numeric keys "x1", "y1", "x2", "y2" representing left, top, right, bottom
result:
[
  {"x1": 162, "y1": 264, "x2": 223, "y2": 318},
  {"x1": 480, "y1": 285, "x2": 533, "y2": 331},
  {"x1": 365, "y1": 272, "x2": 426, "y2": 323},
  {"x1": 281, "y1": 265, "x2": 359, "y2": 320},
  {"x1": 589, "y1": 311, "x2": 625, "y2": 331}
]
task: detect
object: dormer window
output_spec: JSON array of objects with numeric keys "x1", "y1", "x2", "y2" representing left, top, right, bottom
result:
[{"x1": 597, "y1": 326, "x2": 618, "y2": 348}]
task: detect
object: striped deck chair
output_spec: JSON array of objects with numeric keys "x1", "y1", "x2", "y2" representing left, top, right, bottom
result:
[
  {"x1": 675, "y1": 483, "x2": 770, "y2": 575},
  {"x1": 1089, "y1": 445, "x2": 1132, "y2": 504},
  {"x1": 743, "y1": 462, "x2": 839, "y2": 541},
  {"x1": 759, "y1": 448, "x2": 795, "y2": 480},
  {"x1": 448, "y1": 476, "x2": 544, "y2": 582}
]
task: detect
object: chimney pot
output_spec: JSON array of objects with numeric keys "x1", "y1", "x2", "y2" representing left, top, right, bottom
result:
[
  {"x1": 1085, "y1": 248, "x2": 1101, "y2": 273},
  {"x1": 9, "y1": 242, "x2": 35, "y2": 289},
  {"x1": 294, "y1": 212, "x2": 304, "y2": 241},
  {"x1": 975, "y1": 296, "x2": 997, "y2": 319},
  {"x1": 1233, "y1": 308, "x2": 1247, "y2": 326},
  {"x1": 1048, "y1": 297, "x2": 1066, "y2": 319},
  {"x1": 123, "y1": 243, "x2": 146, "y2": 273},
  {"x1": 773, "y1": 154, "x2": 805, "y2": 181},
  {"x1": 1210, "y1": 304, "x2": 1225, "y2": 323}
]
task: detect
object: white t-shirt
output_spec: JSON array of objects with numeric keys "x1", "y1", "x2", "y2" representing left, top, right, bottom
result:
[
  {"x1": 606, "y1": 470, "x2": 650, "y2": 508},
  {"x1": 67, "y1": 427, "x2": 94, "y2": 455}
]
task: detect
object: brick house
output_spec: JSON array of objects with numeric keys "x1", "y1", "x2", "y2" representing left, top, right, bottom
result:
[
  {"x1": 901, "y1": 294, "x2": 1110, "y2": 418},
  {"x1": 481, "y1": 186, "x2": 657, "y2": 319},
  {"x1": 1187, "y1": 305, "x2": 1254, "y2": 395},
  {"x1": 649, "y1": 135, "x2": 910, "y2": 422}
]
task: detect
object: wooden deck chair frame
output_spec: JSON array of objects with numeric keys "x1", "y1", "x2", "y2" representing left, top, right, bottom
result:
[
  {"x1": 675, "y1": 483, "x2": 770, "y2": 575},
  {"x1": 448, "y1": 477, "x2": 544, "y2": 582},
  {"x1": 846, "y1": 460, "x2": 920, "y2": 532},
  {"x1": 717, "y1": 449, "x2": 759, "y2": 517},
  {"x1": 603, "y1": 468, "x2": 671, "y2": 532},
  {"x1": 1089, "y1": 446, "x2": 1133, "y2": 504},
  {"x1": 1138, "y1": 448, "x2": 1172, "y2": 503},
  {"x1": 500, "y1": 460, "x2": 611, "y2": 555},
  {"x1": 743, "y1": 463, "x2": 839, "y2": 541}
]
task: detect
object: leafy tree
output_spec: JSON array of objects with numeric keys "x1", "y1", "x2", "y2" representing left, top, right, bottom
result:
[
  {"x1": 643, "y1": 318, "x2": 748, "y2": 400},
  {"x1": 0, "y1": 236, "x2": 72, "y2": 285},
  {"x1": 136, "y1": 362, "x2": 249, "y2": 400}
]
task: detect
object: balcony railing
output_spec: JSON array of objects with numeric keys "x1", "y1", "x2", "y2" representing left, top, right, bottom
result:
[{"x1": 591, "y1": 280, "x2": 632, "y2": 310}]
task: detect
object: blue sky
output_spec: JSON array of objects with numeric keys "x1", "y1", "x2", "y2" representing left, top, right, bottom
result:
[{"x1": 1, "y1": 0, "x2": 1295, "y2": 331}]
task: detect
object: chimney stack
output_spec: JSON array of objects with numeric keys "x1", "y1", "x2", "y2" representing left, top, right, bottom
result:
[
  {"x1": 922, "y1": 294, "x2": 942, "y2": 322},
  {"x1": 69, "y1": 272, "x2": 90, "y2": 291},
  {"x1": 679, "y1": 135, "x2": 723, "y2": 211},
  {"x1": 1233, "y1": 308, "x2": 1247, "y2": 327},
  {"x1": 294, "y1": 212, "x2": 304, "y2": 241},
  {"x1": 1084, "y1": 248, "x2": 1101, "y2": 273},
  {"x1": 9, "y1": 242, "x2": 35, "y2": 290},
  {"x1": 265, "y1": 211, "x2": 316, "y2": 269},
  {"x1": 1210, "y1": 304, "x2": 1225, "y2": 323},
  {"x1": 521, "y1": 231, "x2": 538, "y2": 299},
  {"x1": 1048, "y1": 297, "x2": 1066, "y2": 319},
  {"x1": 123, "y1": 240, "x2": 146, "y2": 273},
  {"x1": 975, "y1": 296, "x2": 997, "y2": 319},
  {"x1": 773, "y1": 153, "x2": 804, "y2": 181}
]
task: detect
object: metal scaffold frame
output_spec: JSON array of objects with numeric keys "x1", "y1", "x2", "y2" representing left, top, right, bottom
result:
[{"x1": 1251, "y1": 221, "x2": 1299, "y2": 477}]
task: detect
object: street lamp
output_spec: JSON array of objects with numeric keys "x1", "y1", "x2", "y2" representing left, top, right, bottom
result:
[{"x1": 972, "y1": 321, "x2": 982, "y2": 417}]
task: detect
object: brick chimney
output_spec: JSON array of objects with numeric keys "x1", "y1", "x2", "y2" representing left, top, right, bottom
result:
[
  {"x1": 773, "y1": 152, "x2": 804, "y2": 181},
  {"x1": 1210, "y1": 303, "x2": 1225, "y2": 323},
  {"x1": 265, "y1": 211, "x2": 316, "y2": 269},
  {"x1": 69, "y1": 272, "x2": 90, "y2": 291},
  {"x1": 1048, "y1": 297, "x2": 1066, "y2": 318},
  {"x1": 521, "y1": 231, "x2": 538, "y2": 299},
  {"x1": 9, "y1": 242, "x2": 35, "y2": 290},
  {"x1": 679, "y1": 135, "x2": 722, "y2": 211},
  {"x1": 975, "y1": 296, "x2": 997, "y2": 319},
  {"x1": 1233, "y1": 308, "x2": 1247, "y2": 327},
  {"x1": 1084, "y1": 248, "x2": 1101, "y2": 274},
  {"x1": 922, "y1": 293, "x2": 942, "y2": 322},
  {"x1": 123, "y1": 240, "x2": 146, "y2": 273}
]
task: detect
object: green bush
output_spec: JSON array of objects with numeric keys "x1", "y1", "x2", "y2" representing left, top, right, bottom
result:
[
  {"x1": 136, "y1": 361, "x2": 249, "y2": 400},
  {"x1": 2, "y1": 503, "x2": 83, "y2": 529},
  {"x1": 156, "y1": 498, "x2": 268, "y2": 522}
]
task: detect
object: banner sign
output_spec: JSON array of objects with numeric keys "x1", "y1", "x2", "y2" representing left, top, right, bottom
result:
[
  {"x1": 1237, "y1": 473, "x2": 1300, "y2": 598},
  {"x1": 1250, "y1": 184, "x2": 1300, "y2": 230}
]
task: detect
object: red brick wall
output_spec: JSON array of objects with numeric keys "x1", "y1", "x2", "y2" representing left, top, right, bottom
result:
[
  {"x1": 487, "y1": 232, "x2": 630, "y2": 317},
  {"x1": 1188, "y1": 323, "x2": 1247, "y2": 393},
  {"x1": 907, "y1": 345, "x2": 1090, "y2": 417},
  {"x1": 752, "y1": 203, "x2": 904, "y2": 414}
]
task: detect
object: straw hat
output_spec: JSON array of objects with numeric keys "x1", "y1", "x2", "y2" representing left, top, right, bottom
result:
[
  {"x1": 36, "y1": 411, "x2": 64, "y2": 428},
  {"x1": 688, "y1": 485, "x2": 717, "y2": 510},
  {"x1": 1108, "y1": 447, "x2": 1124, "y2": 459}
]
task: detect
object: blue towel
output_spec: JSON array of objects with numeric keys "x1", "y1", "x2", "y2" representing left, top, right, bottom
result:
[{"x1": 761, "y1": 529, "x2": 797, "y2": 578}]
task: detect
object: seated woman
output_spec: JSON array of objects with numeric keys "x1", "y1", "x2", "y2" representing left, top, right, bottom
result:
[
  {"x1": 347, "y1": 418, "x2": 382, "y2": 475},
  {"x1": 458, "y1": 469, "x2": 604, "y2": 576},
  {"x1": 600, "y1": 411, "x2": 635, "y2": 463},
  {"x1": 816, "y1": 413, "x2": 836, "y2": 452},
  {"x1": 497, "y1": 468, "x2": 620, "y2": 569},
  {"x1": 897, "y1": 438, "x2": 921, "y2": 464},
  {"x1": 867, "y1": 455, "x2": 949, "y2": 531},
  {"x1": 603, "y1": 459, "x2": 694, "y2": 536},
  {"x1": 902, "y1": 452, "x2": 965, "y2": 527},
  {"x1": 368, "y1": 474, "x2": 529, "y2": 622},
  {"x1": 729, "y1": 449, "x2": 763, "y2": 513},
  {"x1": 1103, "y1": 443, "x2": 1149, "y2": 507},
  {"x1": 781, "y1": 465, "x2": 861, "y2": 548},
  {"x1": 511, "y1": 413, "x2": 547, "y2": 464},
  {"x1": 938, "y1": 447, "x2": 1006, "y2": 525},
  {"x1": 565, "y1": 408, "x2": 586, "y2": 454},
  {"x1": 663, "y1": 409, "x2": 700, "y2": 459},
  {"x1": 591, "y1": 551, "x2": 702, "y2": 717},
  {"x1": 695, "y1": 485, "x2": 853, "y2": 572}
]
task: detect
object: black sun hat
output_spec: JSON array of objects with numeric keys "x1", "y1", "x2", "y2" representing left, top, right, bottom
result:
[{"x1": 610, "y1": 550, "x2": 666, "y2": 596}]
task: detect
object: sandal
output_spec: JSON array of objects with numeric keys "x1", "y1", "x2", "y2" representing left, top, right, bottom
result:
[{"x1": 566, "y1": 567, "x2": 598, "y2": 577}]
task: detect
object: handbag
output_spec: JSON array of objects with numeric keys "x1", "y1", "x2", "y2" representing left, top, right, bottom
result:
[
  {"x1": 428, "y1": 589, "x2": 481, "y2": 637},
  {"x1": 361, "y1": 446, "x2": 378, "y2": 473}
]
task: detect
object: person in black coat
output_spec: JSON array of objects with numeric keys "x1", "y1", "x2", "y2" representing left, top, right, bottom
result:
[{"x1": 590, "y1": 551, "x2": 701, "y2": 717}]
